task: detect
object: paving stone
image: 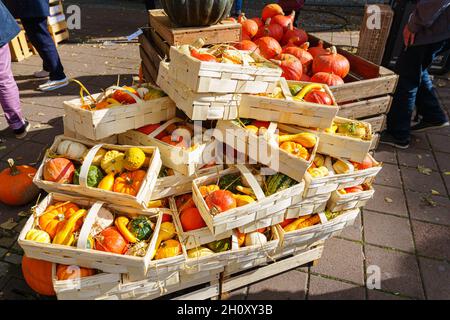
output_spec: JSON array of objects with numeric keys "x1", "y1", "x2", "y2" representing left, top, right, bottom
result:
[
  {"x1": 4, "y1": 253, "x2": 23, "y2": 265},
  {"x1": 0, "y1": 236, "x2": 15, "y2": 249},
  {"x1": 373, "y1": 144, "x2": 397, "y2": 165},
  {"x1": 0, "y1": 247, "x2": 7, "y2": 258},
  {"x1": 21, "y1": 104, "x2": 64, "y2": 123},
  {"x1": 434, "y1": 152, "x2": 450, "y2": 172},
  {"x1": 338, "y1": 213, "x2": 362, "y2": 241},
  {"x1": 365, "y1": 185, "x2": 408, "y2": 216},
  {"x1": 0, "y1": 261, "x2": 10, "y2": 289},
  {"x1": 363, "y1": 210, "x2": 414, "y2": 252},
  {"x1": 1, "y1": 277, "x2": 38, "y2": 300},
  {"x1": 409, "y1": 132, "x2": 430, "y2": 150},
  {"x1": 367, "y1": 289, "x2": 410, "y2": 300},
  {"x1": 0, "y1": 138, "x2": 25, "y2": 160},
  {"x1": 429, "y1": 125, "x2": 450, "y2": 137},
  {"x1": 0, "y1": 141, "x2": 47, "y2": 168},
  {"x1": 397, "y1": 148, "x2": 438, "y2": 170},
  {"x1": 225, "y1": 287, "x2": 247, "y2": 300},
  {"x1": 364, "y1": 245, "x2": 424, "y2": 299},
  {"x1": 405, "y1": 190, "x2": 450, "y2": 226},
  {"x1": 247, "y1": 270, "x2": 307, "y2": 300},
  {"x1": 400, "y1": 166, "x2": 447, "y2": 195},
  {"x1": 311, "y1": 238, "x2": 364, "y2": 285},
  {"x1": 419, "y1": 257, "x2": 450, "y2": 299},
  {"x1": 10, "y1": 241, "x2": 24, "y2": 255},
  {"x1": 308, "y1": 275, "x2": 365, "y2": 300},
  {"x1": 373, "y1": 163, "x2": 402, "y2": 188},
  {"x1": 412, "y1": 220, "x2": 450, "y2": 260},
  {"x1": 428, "y1": 134, "x2": 450, "y2": 153}
]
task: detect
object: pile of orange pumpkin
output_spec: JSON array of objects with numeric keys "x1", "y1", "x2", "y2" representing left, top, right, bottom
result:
[
  {"x1": 232, "y1": 3, "x2": 351, "y2": 85},
  {"x1": 43, "y1": 139, "x2": 151, "y2": 197}
]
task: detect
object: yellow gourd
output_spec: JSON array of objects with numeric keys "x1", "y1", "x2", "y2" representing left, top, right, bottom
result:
[
  {"x1": 199, "y1": 185, "x2": 220, "y2": 197},
  {"x1": 91, "y1": 148, "x2": 107, "y2": 166},
  {"x1": 52, "y1": 209, "x2": 87, "y2": 246},
  {"x1": 232, "y1": 194, "x2": 255, "y2": 207},
  {"x1": 25, "y1": 229, "x2": 51, "y2": 243},
  {"x1": 101, "y1": 150, "x2": 124, "y2": 174},
  {"x1": 151, "y1": 222, "x2": 177, "y2": 259},
  {"x1": 278, "y1": 132, "x2": 317, "y2": 148},
  {"x1": 97, "y1": 172, "x2": 115, "y2": 191},
  {"x1": 114, "y1": 216, "x2": 138, "y2": 243},
  {"x1": 123, "y1": 147, "x2": 146, "y2": 171}
]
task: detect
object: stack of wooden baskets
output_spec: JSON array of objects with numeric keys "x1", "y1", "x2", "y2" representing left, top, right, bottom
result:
[{"x1": 19, "y1": 31, "x2": 386, "y2": 302}]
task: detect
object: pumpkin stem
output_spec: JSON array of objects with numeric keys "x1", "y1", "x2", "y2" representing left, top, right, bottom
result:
[
  {"x1": 7, "y1": 158, "x2": 20, "y2": 176},
  {"x1": 329, "y1": 46, "x2": 337, "y2": 55},
  {"x1": 300, "y1": 42, "x2": 310, "y2": 50},
  {"x1": 238, "y1": 12, "x2": 246, "y2": 22}
]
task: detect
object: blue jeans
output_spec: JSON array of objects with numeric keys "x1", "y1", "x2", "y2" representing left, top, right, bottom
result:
[
  {"x1": 387, "y1": 39, "x2": 450, "y2": 142},
  {"x1": 233, "y1": 0, "x2": 243, "y2": 15},
  {"x1": 21, "y1": 17, "x2": 66, "y2": 81}
]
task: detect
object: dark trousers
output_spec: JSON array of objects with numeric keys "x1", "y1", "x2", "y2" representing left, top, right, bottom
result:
[
  {"x1": 21, "y1": 17, "x2": 65, "y2": 81},
  {"x1": 145, "y1": 0, "x2": 156, "y2": 10},
  {"x1": 387, "y1": 39, "x2": 450, "y2": 142}
]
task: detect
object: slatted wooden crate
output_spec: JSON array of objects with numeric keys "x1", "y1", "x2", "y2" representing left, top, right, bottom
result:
[
  {"x1": 285, "y1": 192, "x2": 331, "y2": 219},
  {"x1": 139, "y1": 29, "x2": 164, "y2": 84},
  {"x1": 63, "y1": 84, "x2": 176, "y2": 141},
  {"x1": 18, "y1": 193, "x2": 163, "y2": 277},
  {"x1": 9, "y1": 29, "x2": 34, "y2": 62},
  {"x1": 33, "y1": 135, "x2": 162, "y2": 209},
  {"x1": 157, "y1": 62, "x2": 240, "y2": 120},
  {"x1": 48, "y1": 0, "x2": 69, "y2": 45},
  {"x1": 327, "y1": 186, "x2": 375, "y2": 212}
]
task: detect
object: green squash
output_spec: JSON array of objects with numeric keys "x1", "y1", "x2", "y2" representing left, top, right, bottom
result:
[
  {"x1": 127, "y1": 217, "x2": 154, "y2": 241},
  {"x1": 206, "y1": 238, "x2": 231, "y2": 253},
  {"x1": 264, "y1": 173, "x2": 298, "y2": 196},
  {"x1": 161, "y1": 0, "x2": 234, "y2": 27},
  {"x1": 218, "y1": 174, "x2": 242, "y2": 194},
  {"x1": 73, "y1": 165, "x2": 104, "y2": 188}
]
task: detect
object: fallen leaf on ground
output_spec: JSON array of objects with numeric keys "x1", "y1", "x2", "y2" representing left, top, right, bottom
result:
[
  {"x1": 385, "y1": 197, "x2": 393, "y2": 203},
  {"x1": 417, "y1": 154, "x2": 422, "y2": 159},
  {"x1": 422, "y1": 195, "x2": 437, "y2": 207},
  {"x1": 431, "y1": 189, "x2": 440, "y2": 195},
  {"x1": 33, "y1": 123, "x2": 42, "y2": 129},
  {"x1": 37, "y1": 112, "x2": 45, "y2": 116},
  {"x1": 444, "y1": 172, "x2": 450, "y2": 175},
  {"x1": 18, "y1": 211, "x2": 29, "y2": 217},
  {"x1": 0, "y1": 146, "x2": 6, "y2": 151},
  {"x1": 417, "y1": 165, "x2": 432, "y2": 175},
  {"x1": 0, "y1": 218, "x2": 18, "y2": 230}
]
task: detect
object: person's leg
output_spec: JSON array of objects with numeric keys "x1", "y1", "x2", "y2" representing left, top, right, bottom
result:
[
  {"x1": 233, "y1": 0, "x2": 243, "y2": 16},
  {"x1": 145, "y1": 0, "x2": 156, "y2": 11},
  {"x1": 21, "y1": 17, "x2": 66, "y2": 81},
  {"x1": 0, "y1": 44, "x2": 29, "y2": 138}
]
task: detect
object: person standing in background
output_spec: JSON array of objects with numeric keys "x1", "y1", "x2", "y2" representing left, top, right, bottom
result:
[
  {"x1": 144, "y1": 0, "x2": 156, "y2": 11},
  {"x1": 3, "y1": 0, "x2": 69, "y2": 91},
  {"x1": 381, "y1": 0, "x2": 450, "y2": 149},
  {"x1": 232, "y1": 0, "x2": 243, "y2": 17},
  {"x1": 0, "y1": 1, "x2": 30, "y2": 138}
]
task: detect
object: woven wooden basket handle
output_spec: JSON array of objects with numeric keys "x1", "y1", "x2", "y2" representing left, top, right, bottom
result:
[
  {"x1": 235, "y1": 164, "x2": 265, "y2": 201},
  {"x1": 106, "y1": 85, "x2": 143, "y2": 104},
  {"x1": 147, "y1": 117, "x2": 180, "y2": 138},
  {"x1": 77, "y1": 201, "x2": 105, "y2": 249},
  {"x1": 279, "y1": 78, "x2": 293, "y2": 101},
  {"x1": 78, "y1": 144, "x2": 104, "y2": 188}
]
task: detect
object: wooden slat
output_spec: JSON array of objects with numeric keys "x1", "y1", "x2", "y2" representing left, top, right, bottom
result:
[
  {"x1": 149, "y1": 28, "x2": 170, "y2": 58},
  {"x1": 362, "y1": 114, "x2": 386, "y2": 133},
  {"x1": 139, "y1": 47, "x2": 158, "y2": 84},
  {"x1": 148, "y1": 9, "x2": 241, "y2": 46},
  {"x1": 337, "y1": 96, "x2": 392, "y2": 119},
  {"x1": 139, "y1": 32, "x2": 163, "y2": 73}
]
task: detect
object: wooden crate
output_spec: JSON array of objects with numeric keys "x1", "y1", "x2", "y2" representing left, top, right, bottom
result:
[
  {"x1": 139, "y1": 29, "x2": 164, "y2": 84},
  {"x1": 18, "y1": 193, "x2": 163, "y2": 277},
  {"x1": 148, "y1": 9, "x2": 241, "y2": 47},
  {"x1": 48, "y1": 0, "x2": 69, "y2": 45},
  {"x1": 9, "y1": 30, "x2": 34, "y2": 62},
  {"x1": 357, "y1": 5, "x2": 394, "y2": 65},
  {"x1": 63, "y1": 83, "x2": 176, "y2": 141},
  {"x1": 169, "y1": 46, "x2": 282, "y2": 94},
  {"x1": 337, "y1": 95, "x2": 392, "y2": 120},
  {"x1": 239, "y1": 80, "x2": 339, "y2": 129},
  {"x1": 285, "y1": 192, "x2": 331, "y2": 219},
  {"x1": 33, "y1": 135, "x2": 162, "y2": 209},
  {"x1": 327, "y1": 186, "x2": 375, "y2": 212},
  {"x1": 157, "y1": 62, "x2": 240, "y2": 120}
]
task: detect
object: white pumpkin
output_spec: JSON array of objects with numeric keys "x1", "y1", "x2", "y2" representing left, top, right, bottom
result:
[
  {"x1": 245, "y1": 232, "x2": 267, "y2": 247},
  {"x1": 57, "y1": 140, "x2": 88, "y2": 160},
  {"x1": 90, "y1": 208, "x2": 114, "y2": 236},
  {"x1": 136, "y1": 87, "x2": 149, "y2": 99}
]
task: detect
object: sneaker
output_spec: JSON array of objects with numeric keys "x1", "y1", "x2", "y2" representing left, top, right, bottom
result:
[
  {"x1": 33, "y1": 70, "x2": 50, "y2": 78},
  {"x1": 38, "y1": 77, "x2": 69, "y2": 91},
  {"x1": 411, "y1": 120, "x2": 449, "y2": 132},
  {"x1": 13, "y1": 120, "x2": 31, "y2": 139},
  {"x1": 379, "y1": 131, "x2": 410, "y2": 149}
]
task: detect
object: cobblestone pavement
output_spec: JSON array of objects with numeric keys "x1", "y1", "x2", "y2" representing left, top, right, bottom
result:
[{"x1": 0, "y1": 1, "x2": 449, "y2": 300}]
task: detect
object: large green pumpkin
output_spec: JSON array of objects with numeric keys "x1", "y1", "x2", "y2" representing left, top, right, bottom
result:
[{"x1": 161, "y1": 0, "x2": 234, "y2": 27}]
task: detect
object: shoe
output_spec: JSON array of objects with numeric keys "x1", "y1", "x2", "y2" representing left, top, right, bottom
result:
[
  {"x1": 411, "y1": 120, "x2": 449, "y2": 132},
  {"x1": 33, "y1": 70, "x2": 50, "y2": 78},
  {"x1": 379, "y1": 131, "x2": 409, "y2": 149},
  {"x1": 38, "y1": 77, "x2": 69, "y2": 91},
  {"x1": 14, "y1": 120, "x2": 31, "y2": 139}
]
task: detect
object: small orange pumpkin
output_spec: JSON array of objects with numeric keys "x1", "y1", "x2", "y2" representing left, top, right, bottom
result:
[
  {"x1": 113, "y1": 170, "x2": 146, "y2": 196},
  {"x1": 0, "y1": 158, "x2": 39, "y2": 206},
  {"x1": 22, "y1": 256, "x2": 55, "y2": 296},
  {"x1": 280, "y1": 141, "x2": 309, "y2": 160},
  {"x1": 56, "y1": 264, "x2": 96, "y2": 280},
  {"x1": 39, "y1": 202, "x2": 81, "y2": 239}
]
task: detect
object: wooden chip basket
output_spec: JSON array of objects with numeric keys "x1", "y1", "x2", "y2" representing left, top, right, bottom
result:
[
  {"x1": 63, "y1": 83, "x2": 176, "y2": 141},
  {"x1": 239, "y1": 79, "x2": 339, "y2": 129},
  {"x1": 33, "y1": 135, "x2": 162, "y2": 209},
  {"x1": 303, "y1": 153, "x2": 382, "y2": 197},
  {"x1": 169, "y1": 46, "x2": 282, "y2": 94},
  {"x1": 214, "y1": 121, "x2": 319, "y2": 182},
  {"x1": 18, "y1": 193, "x2": 164, "y2": 278},
  {"x1": 327, "y1": 186, "x2": 375, "y2": 212},
  {"x1": 169, "y1": 195, "x2": 232, "y2": 250},
  {"x1": 276, "y1": 209, "x2": 360, "y2": 256},
  {"x1": 151, "y1": 165, "x2": 223, "y2": 201},
  {"x1": 157, "y1": 62, "x2": 240, "y2": 120},
  {"x1": 285, "y1": 192, "x2": 331, "y2": 220},
  {"x1": 192, "y1": 165, "x2": 304, "y2": 236},
  {"x1": 118, "y1": 118, "x2": 216, "y2": 177}
]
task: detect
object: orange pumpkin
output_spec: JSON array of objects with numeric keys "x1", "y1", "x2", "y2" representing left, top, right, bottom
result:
[
  {"x1": 0, "y1": 158, "x2": 39, "y2": 206},
  {"x1": 113, "y1": 170, "x2": 146, "y2": 196},
  {"x1": 39, "y1": 202, "x2": 81, "y2": 239},
  {"x1": 43, "y1": 157, "x2": 75, "y2": 184},
  {"x1": 95, "y1": 226, "x2": 129, "y2": 254},
  {"x1": 56, "y1": 264, "x2": 96, "y2": 280},
  {"x1": 280, "y1": 141, "x2": 309, "y2": 160},
  {"x1": 22, "y1": 256, "x2": 55, "y2": 296},
  {"x1": 111, "y1": 86, "x2": 137, "y2": 104}
]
